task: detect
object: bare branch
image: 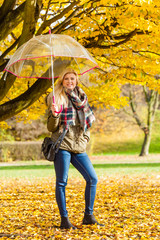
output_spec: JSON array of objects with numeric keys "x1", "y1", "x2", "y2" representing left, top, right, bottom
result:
[
  {"x1": 0, "y1": 37, "x2": 20, "y2": 67},
  {"x1": 36, "y1": 1, "x2": 80, "y2": 35}
]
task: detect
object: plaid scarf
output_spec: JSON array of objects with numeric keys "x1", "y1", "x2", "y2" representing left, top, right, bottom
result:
[{"x1": 60, "y1": 86, "x2": 95, "y2": 132}]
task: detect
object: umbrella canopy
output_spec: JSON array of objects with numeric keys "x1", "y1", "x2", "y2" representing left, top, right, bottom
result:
[
  {"x1": 4, "y1": 34, "x2": 98, "y2": 79},
  {"x1": 4, "y1": 33, "x2": 99, "y2": 113}
]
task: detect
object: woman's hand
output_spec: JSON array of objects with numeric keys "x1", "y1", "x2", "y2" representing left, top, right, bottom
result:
[{"x1": 51, "y1": 103, "x2": 59, "y2": 117}]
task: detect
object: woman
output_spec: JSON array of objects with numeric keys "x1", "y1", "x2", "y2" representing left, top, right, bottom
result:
[{"x1": 46, "y1": 68, "x2": 103, "y2": 229}]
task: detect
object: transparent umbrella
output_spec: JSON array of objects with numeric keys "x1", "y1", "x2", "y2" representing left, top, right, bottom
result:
[{"x1": 4, "y1": 32, "x2": 99, "y2": 113}]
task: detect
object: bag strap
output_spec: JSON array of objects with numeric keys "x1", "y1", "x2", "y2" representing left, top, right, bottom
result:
[{"x1": 54, "y1": 127, "x2": 68, "y2": 153}]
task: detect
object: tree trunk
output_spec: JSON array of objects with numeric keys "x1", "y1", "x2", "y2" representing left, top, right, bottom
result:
[
  {"x1": 128, "y1": 85, "x2": 159, "y2": 157},
  {"x1": 139, "y1": 89, "x2": 159, "y2": 156},
  {"x1": 139, "y1": 129, "x2": 151, "y2": 156}
]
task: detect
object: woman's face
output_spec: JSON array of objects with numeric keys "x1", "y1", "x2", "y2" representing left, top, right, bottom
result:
[{"x1": 62, "y1": 73, "x2": 77, "y2": 90}]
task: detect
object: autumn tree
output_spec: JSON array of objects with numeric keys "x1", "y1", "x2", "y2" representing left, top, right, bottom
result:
[
  {"x1": 122, "y1": 84, "x2": 159, "y2": 156},
  {"x1": 0, "y1": 0, "x2": 160, "y2": 128}
]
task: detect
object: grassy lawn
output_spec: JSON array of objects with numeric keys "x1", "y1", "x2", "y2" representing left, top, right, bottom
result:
[
  {"x1": 90, "y1": 112, "x2": 160, "y2": 155},
  {"x1": 1, "y1": 157, "x2": 160, "y2": 178},
  {"x1": 91, "y1": 135, "x2": 160, "y2": 155}
]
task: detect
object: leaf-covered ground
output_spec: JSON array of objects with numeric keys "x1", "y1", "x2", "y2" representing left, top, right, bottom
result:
[{"x1": 0, "y1": 175, "x2": 160, "y2": 239}]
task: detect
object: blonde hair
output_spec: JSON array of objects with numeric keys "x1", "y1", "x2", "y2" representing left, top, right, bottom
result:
[{"x1": 46, "y1": 68, "x2": 79, "y2": 110}]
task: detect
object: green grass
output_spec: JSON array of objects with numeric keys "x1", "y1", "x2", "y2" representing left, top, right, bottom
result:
[
  {"x1": 90, "y1": 111, "x2": 160, "y2": 155},
  {"x1": 0, "y1": 164, "x2": 55, "y2": 178},
  {"x1": 1, "y1": 162, "x2": 160, "y2": 178},
  {"x1": 91, "y1": 135, "x2": 160, "y2": 155},
  {"x1": 91, "y1": 134, "x2": 143, "y2": 155}
]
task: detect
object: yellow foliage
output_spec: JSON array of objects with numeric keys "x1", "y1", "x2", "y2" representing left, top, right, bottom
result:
[
  {"x1": 0, "y1": 175, "x2": 160, "y2": 239},
  {"x1": 83, "y1": 79, "x2": 128, "y2": 109},
  {"x1": 1, "y1": 0, "x2": 160, "y2": 125},
  {"x1": 0, "y1": 121, "x2": 11, "y2": 130},
  {"x1": 14, "y1": 94, "x2": 48, "y2": 123}
]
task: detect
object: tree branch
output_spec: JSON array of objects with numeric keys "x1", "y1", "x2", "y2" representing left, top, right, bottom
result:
[
  {"x1": 0, "y1": 0, "x2": 16, "y2": 22},
  {"x1": 0, "y1": 77, "x2": 52, "y2": 121},
  {"x1": 0, "y1": 0, "x2": 43, "y2": 103},
  {"x1": 129, "y1": 87, "x2": 147, "y2": 132},
  {"x1": 0, "y1": 37, "x2": 20, "y2": 67},
  {"x1": 53, "y1": 5, "x2": 83, "y2": 34},
  {"x1": 18, "y1": 0, "x2": 42, "y2": 47},
  {"x1": 0, "y1": 73, "x2": 17, "y2": 102},
  {"x1": 143, "y1": 85, "x2": 150, "y2": 105},
  {"x1": 0, "y1": 58, "x2": 70, "y2": 120},
  {"x1": 0, "y1": 2, "x2": 25, "y2": 41},
  {"x1": 36, "y1": 1, "x2": 80, "y2": 35},
  {"x1": 84, "y1": 28, "x2": 138, "y2": 49}
]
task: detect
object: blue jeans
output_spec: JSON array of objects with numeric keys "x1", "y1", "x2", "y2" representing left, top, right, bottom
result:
[{"x1": 54, "y1": 150, "x2": 98, "y2": 217}]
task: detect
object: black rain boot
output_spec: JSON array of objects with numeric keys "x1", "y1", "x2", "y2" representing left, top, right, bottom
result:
[
  {"x1": 60, "y1": 216, "x2": 77, "y2": 229},
  {"x1": 82, "y1": 213, "x2": 104, "y2": 226}
]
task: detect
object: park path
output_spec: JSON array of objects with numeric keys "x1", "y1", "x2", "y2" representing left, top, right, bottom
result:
[
  {"x1": 91, "y1": 154, "x2": 160, "y2": 164},
  {"x1": 0, "y1": 154, "x2": 160, "y2": 166}
]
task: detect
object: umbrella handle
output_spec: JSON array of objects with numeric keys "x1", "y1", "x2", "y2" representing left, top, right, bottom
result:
[
  {"x1": 55, "y1": 105, "x2": 63, "y2": 114},
  {"x1": 53, "y1": 96, "x2": 63, "y2": 114}
]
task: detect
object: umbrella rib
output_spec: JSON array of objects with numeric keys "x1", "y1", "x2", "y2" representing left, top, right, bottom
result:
[
  {"x1": 4, "y1": 34, "x2": 99, "y2": 81},
  {"x1": 34, "y1": 37, "x2": 51, "y2": 49},
  {"x1": 10, "y1": 43, "x2": 27, "y2": 77},
  {"x1": 64, "y1": 44, "x2": 81, "y2": 74}
]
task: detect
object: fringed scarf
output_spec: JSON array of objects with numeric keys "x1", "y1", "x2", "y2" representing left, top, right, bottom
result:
[{"x1": 60, "y1": 86, "x2": 95, "y2": 132}]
